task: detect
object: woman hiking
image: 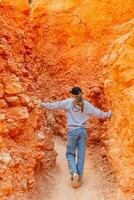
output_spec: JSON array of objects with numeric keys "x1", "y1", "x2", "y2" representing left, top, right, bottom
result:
[{"x1": 35, "y1": 86, "x2": 112, "y2": 188}]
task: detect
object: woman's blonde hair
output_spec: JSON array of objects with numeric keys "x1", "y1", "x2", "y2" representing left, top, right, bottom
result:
[{"x1": 75, "y1": 94, "x2": 84, "y2": 112}]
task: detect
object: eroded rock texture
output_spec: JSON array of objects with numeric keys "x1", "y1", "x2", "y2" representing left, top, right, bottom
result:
[
  {"x1": 30, "y1": 0, "x2": 134, "y2": 140},
  {"x1": 31, "y1": 1, "x2": 134, "y2": 199},
  {"x1": 0, "y1": 1, "x2": 56, "y2": 199},
  {"x1": 0, "y1": 0, "x2": 134, "y2": 199},
  {"x1": 103, "y1": 19, "x2": 134, "y2": 200}
]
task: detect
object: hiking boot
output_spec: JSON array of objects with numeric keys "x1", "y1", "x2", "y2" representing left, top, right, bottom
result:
[
  {"x1": 78, "y1": 179, "x2": 83, "y2": 187},
  {"x1": 78, "y1": 176, "x2": 83, "y2": 186},
  {"x1": 72, "y1": 173, "x2": 79, "y2": 188},
  {"x1": 71, "y1": 175, "x2": 73, "y2": 181}
]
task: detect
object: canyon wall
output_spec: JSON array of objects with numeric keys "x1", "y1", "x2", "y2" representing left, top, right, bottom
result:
[
  {"x1": 31, "y1": 0, "x2": 134, "y2": 199},
  {"x1": 31, "y1": 0, "x2": 134, "y2": 140},
  {"x1": 103, "y1": 19, "x2": 134, "y2": 200},
  {"x1": 0, "y1": 1, "x2": 56, "y2": 199},
  {"x1": 0, "y1": 0, "x2": 134, "y2": 199}
]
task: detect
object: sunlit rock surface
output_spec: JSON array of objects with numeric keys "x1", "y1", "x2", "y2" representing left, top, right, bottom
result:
[
  {"x1": 103, "y1": 19, "x2": 134, "y2": 200},
  {"x1": 0, "y1": 0, "x2": 134, "y2": 199},
  {"x1": 31, "y1": 0, "x2": 134, "y2": 138},
  {"x1": 0, "y1": 1, "x2": 56, "y2": 199},
  {"x1": 31, "y1": 1, "x2": 134, "y2": 199}
]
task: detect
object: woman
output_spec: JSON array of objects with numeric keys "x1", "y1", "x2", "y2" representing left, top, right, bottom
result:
[{"x1": 36, "y1": 87, "x2": 112, "y2": 188}]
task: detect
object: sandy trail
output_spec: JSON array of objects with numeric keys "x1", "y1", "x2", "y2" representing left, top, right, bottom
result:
[{"x1": 30, "y1": 136, "x2": 125, "y2": 200}]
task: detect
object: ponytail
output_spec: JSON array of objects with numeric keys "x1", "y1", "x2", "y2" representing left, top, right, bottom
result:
[{"x1": 75, "y1": 95, "x2": 84, "y2": 112}]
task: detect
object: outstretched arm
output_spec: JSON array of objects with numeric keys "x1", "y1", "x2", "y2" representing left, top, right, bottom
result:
[
  {"x1": 36, "y1": 99, "x2": 69, "y2": 110},
  {"x1": 87, "y1": 102, "x2": 112, "y2": 118}
]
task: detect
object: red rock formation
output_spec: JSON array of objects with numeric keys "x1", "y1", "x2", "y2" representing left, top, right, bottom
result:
[
  {"x1": 31, "y1": 0, "x2": 134, "y2": 142},
  {"x1": 0, "y1": 1, "x2": 56, "y2": 199},
  {"x1": 0, "y1": 0, "x2": 134, "y2": 199},
  {"x1": 103, "y1": 19, "x2": 134, "y2": 200},
  {"x1": 31, "y1": 1, "x2": 134, "y2": 199}
]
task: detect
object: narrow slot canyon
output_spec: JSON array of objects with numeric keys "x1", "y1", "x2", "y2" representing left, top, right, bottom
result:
[{"x1": 0, "y1": 0, "x2": 133, "y2": 200}]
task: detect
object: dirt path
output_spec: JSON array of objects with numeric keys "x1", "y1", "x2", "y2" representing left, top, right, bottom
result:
[{"x1": 30, "y1": 136, "x2": 125, "y2": 200}]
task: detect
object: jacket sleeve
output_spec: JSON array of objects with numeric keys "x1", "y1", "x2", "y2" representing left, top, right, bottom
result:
[
  {"x1": 40, "y1": 99, "x2": 69, "y2": 110},
  {"x1": 87, "y1": 102, "x2": 112, "y2": 118}
]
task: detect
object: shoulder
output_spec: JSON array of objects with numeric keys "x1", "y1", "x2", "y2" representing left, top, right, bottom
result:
[
  {"x1": 63, "y1": 98, "x2": 74, "y2": 103},
  {"x1": 60, "y1": 98, "x2": 73, "y2": 105},
  {"x1": 84, "y1": 99, "x2": 91, "y2": 105},
  {"x1": 84, "y1": 100, "x2": 93, "y2": 109}
]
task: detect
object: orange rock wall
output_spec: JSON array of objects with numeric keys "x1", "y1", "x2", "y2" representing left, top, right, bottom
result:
[
  {"x1": 0, "y1": 0, "x2": 134, "y2": 199},
  {"x1": 30, "y1": 0, "x2": 134, "y2": 142},
  {"x1": 103, "y1": 19, "x2": 134, "y2": 200},
  {"x1": 0, "y1": 1, "x2": 56, "y2": 199},
  {"x1": 31, "y1": 0, "x2": 134, "y2": 199}
]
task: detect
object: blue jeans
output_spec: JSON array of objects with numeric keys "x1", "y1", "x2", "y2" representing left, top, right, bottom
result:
[{"x1": 66, "y1": 128, "x2": 87, "y2": 179}]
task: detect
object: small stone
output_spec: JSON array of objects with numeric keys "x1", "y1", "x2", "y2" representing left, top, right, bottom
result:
[
  {"x1": 2, "y1": 74, "x2": 23, "y2": 95},
  {"x1": 0, "y1": 152, "x2": 12, "y2": 164},
  {"x1": 20, "y1": 179, "x2": 28, "y2": 191},
  {"x1": 37, "y1": 131, "x2": 45, "y2": 140},
  {"x1": 19, "y1": 94, "x2": 30, "y2": 105},
  {"x1": 7, "y1": 107, "x2": 29, "y2": 120},
  {"x1": 27, "y1": 177, "x2": 35, "y2": 186},
  {"x1": 0, "y1": 121, "x2": 9, "y2": 133},
  {"x1": 0, "y1": 99, "x2": 7, "y2": 108},
  {"x1": 22, "y1": 69, "x2": 30, "y2": 77},
  {"x1": 6, "y1": 118, "x2": 14, "y2": 123},
  {"x1": 5, "y1": 96, "x2": 20, "y2": 106},
  {"x1": 7, "y1": 58, "x2": 18, "y2": 73},
  {"x1": 0, "y1": 113, "x2": 6, "y2": 120}
]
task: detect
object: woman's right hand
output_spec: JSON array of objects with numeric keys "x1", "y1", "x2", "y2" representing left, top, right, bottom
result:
[{"x1": 34, "y1": 99, "x2": 42, "y2": 108}]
